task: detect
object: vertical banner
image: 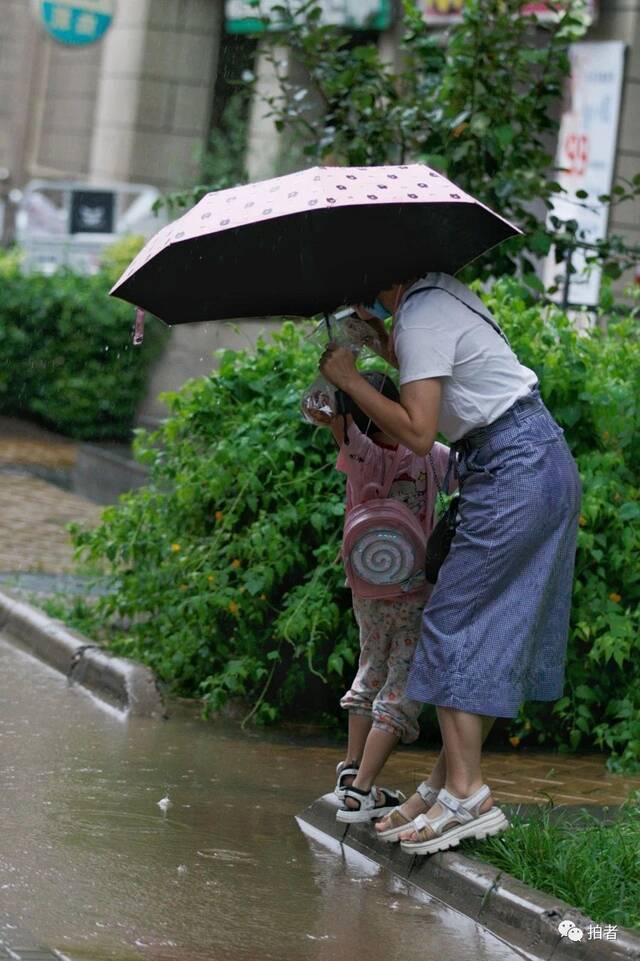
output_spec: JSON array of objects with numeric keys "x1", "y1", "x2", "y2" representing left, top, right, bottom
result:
[{"x1": 544, "y1": 41, "x2": 625, "y2": 307}]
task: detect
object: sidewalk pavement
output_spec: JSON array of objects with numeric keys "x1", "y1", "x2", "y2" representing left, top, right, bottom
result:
[
  {"x1": 0, "y1": 416, "x2": 102, "y2": 574},
  {"x1": 1, "y1": 416, "x2": 639, "y2": 807}
]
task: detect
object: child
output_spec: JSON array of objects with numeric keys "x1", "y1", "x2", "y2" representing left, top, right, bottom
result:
[{"x1": 308, "y1": 371, "x2": 452, "y2": 823}]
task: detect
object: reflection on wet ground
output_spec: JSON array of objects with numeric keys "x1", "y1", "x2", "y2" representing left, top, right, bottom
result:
[{"x1": 0, "y1": 634, "x2": 525, "y2": 961}]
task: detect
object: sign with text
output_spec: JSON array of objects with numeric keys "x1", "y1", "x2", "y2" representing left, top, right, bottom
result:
[
  {"x1": 226, "y1": 0, "x2": 390, "y2": 32},
  {"x1": 35, "y1": 0, "x2": 115, "y2": 45},
  {"x1": 421, "y1": 1, "x2": 597, "y2": 24},
  {"x1": 544, "y1": 41, "x2": 625, "y2": 306}
]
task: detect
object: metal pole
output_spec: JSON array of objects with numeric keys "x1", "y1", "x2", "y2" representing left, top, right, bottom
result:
[{"x1": 561, "y1": 246, "x2": 573, "y2": 310}]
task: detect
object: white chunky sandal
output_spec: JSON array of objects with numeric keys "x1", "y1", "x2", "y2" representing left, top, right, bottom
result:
[
  {"x1": 334, "y1": 760, "x2": 359, "y2": 800},
  {"x1": 375, "y1": 781, "x2": 440, "y2": 843},
  {"x1": 336, "y1": 785, "x2": 406, "y2": 823},
  {"x1": 399, "y1": 784, "x2": 509, "y2": 855}
]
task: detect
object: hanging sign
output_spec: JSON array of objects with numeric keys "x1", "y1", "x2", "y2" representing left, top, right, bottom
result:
[
  {"x1": 421, "y1": 1, "x2": 597, "y2": 24},
  {"x1": 34, "y1": 0, "x2": 115, "y2": 45},
  {"x1": 544, "y1": 41, "x2": 625, "y2": 306},
  {"x1": 226, "y1": 0, "x2": 391, "y2": 32}
]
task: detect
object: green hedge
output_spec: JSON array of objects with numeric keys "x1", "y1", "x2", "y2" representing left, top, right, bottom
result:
[
  {"x1": 0, "y1": 243, "x2": 166, "y2": 440},
  {"x1": 69, "y1": 279, "x2": 640, "y2": 767}
]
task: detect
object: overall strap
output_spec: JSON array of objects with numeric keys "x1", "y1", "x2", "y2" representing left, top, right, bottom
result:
[{"x1": 403, "y1": 285, "x2": 510, "y2": 347}]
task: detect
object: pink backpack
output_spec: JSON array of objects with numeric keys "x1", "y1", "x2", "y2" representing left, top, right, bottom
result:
[{"x1": 342, "y1": 446, "x2": 427, "y2": 600}]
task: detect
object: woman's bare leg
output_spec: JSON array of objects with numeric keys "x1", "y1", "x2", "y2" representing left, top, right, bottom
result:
[
  {"x1": 376, "y1": 714, "x2": 494, "y2": 833},
  {"x1": 399, "y1": 709, "x2": 495, "y2": 841}
]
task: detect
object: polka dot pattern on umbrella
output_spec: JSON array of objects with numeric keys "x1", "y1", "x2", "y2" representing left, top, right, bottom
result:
[{"x1": 114, "y1": 164, "x2": 498, "y2": 288}]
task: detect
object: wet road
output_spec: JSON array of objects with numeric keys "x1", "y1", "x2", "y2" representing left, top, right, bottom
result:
[{"x1": 0, "y1": 634, "x2": 526, "y2": 961}]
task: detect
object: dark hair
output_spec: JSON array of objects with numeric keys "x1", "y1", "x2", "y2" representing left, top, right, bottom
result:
[{"x1": 337, "y1": 371, "x2": 399, "y2": 438}]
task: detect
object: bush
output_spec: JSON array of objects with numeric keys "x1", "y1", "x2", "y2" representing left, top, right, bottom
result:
[
  {"x1": 0, "y1": 244, "x2": 167, "y2": 440},
  {"x1": 71, "y1": 321, "x2": 358, "y2": 723},
  {"x1": 69, "y1": 281, "x2": 640, "y2": 765}
]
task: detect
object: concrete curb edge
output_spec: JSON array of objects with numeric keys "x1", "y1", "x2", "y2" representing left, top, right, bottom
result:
[
  {"x1": 297, "y1": 795, "x2": 640, "y2": 961},
  {"x1": 0, "y1": 589, "x2": 164, "y2": 718}
]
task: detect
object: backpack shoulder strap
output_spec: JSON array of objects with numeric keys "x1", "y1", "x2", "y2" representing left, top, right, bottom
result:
[
  {"x1": 402, "y1": 284, "x2": 510, "y2": 347},
  {"x1": 355, "y1": 444, "x2": 404, "y2": 504},
  {"x1": 380, "y1": 444, "x2": 404, "y2": 499}
]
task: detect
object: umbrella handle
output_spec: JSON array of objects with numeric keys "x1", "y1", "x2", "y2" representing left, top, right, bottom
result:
[{"x1": 335, "y1": 388, "x2": 349, "y2": 447}]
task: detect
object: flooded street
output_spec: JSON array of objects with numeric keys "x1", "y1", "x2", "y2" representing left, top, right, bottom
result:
[{"x1": 0, "y1": 633, "x2": 525, "y2": 961}]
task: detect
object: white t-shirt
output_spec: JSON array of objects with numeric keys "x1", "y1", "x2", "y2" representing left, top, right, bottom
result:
[{"x1": 394, "y1": 273, "x2": 538, "y2": 442}]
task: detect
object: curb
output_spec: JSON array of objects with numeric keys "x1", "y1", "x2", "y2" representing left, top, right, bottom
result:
[
  {"x1": 0, "y1": 590, "x2": 164, "y2": 718},
  {"x1": 297, "y1": 794, "x2": 640, "y2": 961}
]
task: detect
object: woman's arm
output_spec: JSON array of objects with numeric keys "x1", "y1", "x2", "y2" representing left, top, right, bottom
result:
[{"x1": 319, "y1": 345, "x2": 441, "y2": 456}]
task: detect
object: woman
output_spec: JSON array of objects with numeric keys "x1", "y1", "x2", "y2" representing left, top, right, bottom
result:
[{"x1": 319, "y1": 271, "x2": 581, "y2": 855}]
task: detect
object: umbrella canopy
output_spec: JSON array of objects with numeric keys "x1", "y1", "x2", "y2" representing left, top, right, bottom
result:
[{"x1": 111, "y1": 164, "x2": 521, "y2": 325}]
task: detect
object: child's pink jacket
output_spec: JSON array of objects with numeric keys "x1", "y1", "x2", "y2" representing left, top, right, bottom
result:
[
  {"x1": 336, "y1": 423, "x2": 456, "y2": 537},
  {"x1": 336, "y1": 426, "x2": 453, "y2": 539}
]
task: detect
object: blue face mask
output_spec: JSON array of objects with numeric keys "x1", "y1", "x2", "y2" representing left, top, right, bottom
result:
[{"x1": 363, "y1": 298, "x2": 389, "y2": 321}]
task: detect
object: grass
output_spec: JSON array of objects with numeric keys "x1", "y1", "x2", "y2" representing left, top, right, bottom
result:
[{"x1": 465, "y1": 799, "x2": 640, "y2": 931}]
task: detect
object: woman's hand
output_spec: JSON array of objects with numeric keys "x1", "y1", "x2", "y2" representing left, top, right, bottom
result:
[
  {"x1": 319, "y1": 343, "x2": 358, "y2": 390},
  {"x1": 354, "y1": 306, "x2": 398, "y2": 369}
]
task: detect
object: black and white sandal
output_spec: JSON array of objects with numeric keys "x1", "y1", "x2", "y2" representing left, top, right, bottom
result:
[
  {"x1": 336, "y1": 785, "x2": 406, "y2": 823},
  {"x1": 334, "y1": 760, "x2": 359, "y2": 800}
]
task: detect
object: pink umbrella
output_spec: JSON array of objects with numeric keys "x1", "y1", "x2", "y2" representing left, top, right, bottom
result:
[{"x1": 111, "y1": 164, "x2": 520, "y2": 326}]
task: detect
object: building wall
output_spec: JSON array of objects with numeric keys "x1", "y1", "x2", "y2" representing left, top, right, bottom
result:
[
  {"x1": 590, "y1": 0, "x2": 640, "y2": 276},
  {"x1": 2, "y1": 3, "x2": 639, "y2": 429},
  {"x1": 89, "y1": 0, "x2": 223, "y2": 187},
  {"x1": 2, "y1": 0, "x2": 223, "y2": 189}
]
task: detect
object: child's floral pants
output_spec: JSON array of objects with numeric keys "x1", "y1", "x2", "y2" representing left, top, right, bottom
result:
[{"x1": 340, "y1": 593, "x2": 425, "y2": 744}]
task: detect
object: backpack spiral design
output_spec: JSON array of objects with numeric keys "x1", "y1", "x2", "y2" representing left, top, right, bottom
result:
[
  {"x1": 343, "y1": 499, "x2": 427, "y2": 599},
  {"x1": 350, "y1": 528, "x2": 416, "y2": 586}
]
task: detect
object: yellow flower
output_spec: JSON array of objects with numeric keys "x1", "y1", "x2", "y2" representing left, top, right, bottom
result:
[
  {"x1": 231, "y1": 558, "x2": 241, "y2": 569},
  {"x1": 228, "y1": 600, "x2": 239, "y2": 615},
  {"x1": 609, "y1": 593, "x2": 622, "y2": 603},
  {"x1": 578, "y1": 515, "x2": 587, "y2": 527},
  {"x1": 215, "y1": 511, "x2": 224, "y2": 522},
  {"x1": 207, "y1": 575, "x2": 215, "y2": 583},
  {"x1": 171, "y1": 543, "x2": 181, "y2": 552},
  {"x1": 509, "y1": 736, "x2": 520, "y2": 748},
  {"x1": 260, "y1": 594, "x2": 267, "y2": 601}
]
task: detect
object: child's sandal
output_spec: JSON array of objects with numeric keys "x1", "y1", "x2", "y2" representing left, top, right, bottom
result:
[
  {"x1": 399, "y1": 785, "x2": 509, "y2": 856},
  {"x1": 334, "y1": 760, "x2": 359, "y2": 800},
  {"x1": 336, "y1": 785, "x2": 405, "y2": 823},
  {"x1": 375, "y1": 781, "x2": 439, "y2": 843}
]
